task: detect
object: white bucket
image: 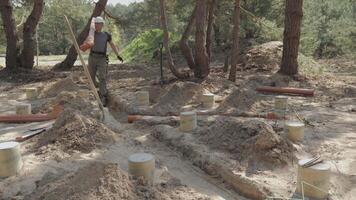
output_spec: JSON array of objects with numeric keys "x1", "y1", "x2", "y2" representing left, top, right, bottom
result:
[
  {"x1": 26, "y1": 88, "x2": 38, "y2": 100},
  {"x1": 136, "y1": 91, "x2": 150, "y2": 106},
  {"x1": 16, "y1": 103, "x2": 31, "y2": 115},
  {"x1": 285, "y1": 121, "x2": 305, "y2": 142},
  {"x1": 297, "y1": 158, "x2": 331, "y2": 199},
  {"x1": 275, "y1": 96, "x2": 288, "y2": 110},
  {"x1": 201, "y1": 94, "x2": 215, "y2": 108},
  {"x1": 128, "y1": 153, "x2": 155, "y2": 185},
  {"x1": 180, "y1": 111, "x2": 197, "y2": 132},
  {"x1": 0, "y1": 142, "x2": 22, "y2": 178}
]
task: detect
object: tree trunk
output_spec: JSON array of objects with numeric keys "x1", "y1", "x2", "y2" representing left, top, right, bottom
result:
[
  {"x1": 194, "y1": 0, "x2": 210, "y2": 79},
  {"x1": 206, "y1": 0, "x2": 215, "y2": 60},
  {"x1": 54, "y1": 0, "x2": 108, "y2": 70},
  {"x1": 21, "y1": 0, "x2": 44, "y2": 69},
  {"x1": 223, "y1": 55, "x2": 229, "y2": 72},
  {"x1": 228, "y1": 0, "x2": 241, "y2": 82},
  {"x1": 0, "y1": 0, "x2": 19, "y2": 71},
  {"x1": 179, "y1": 6, "x2": 196, "y2": 70},
  {"x1": 279, "y1": 0, "x2": 303, "y2": 75},
  {"x1": 159, "y1": 0, "x2": 188, "y2": 79}
]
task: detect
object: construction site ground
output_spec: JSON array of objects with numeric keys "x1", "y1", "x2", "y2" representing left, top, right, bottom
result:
[{"x1": 0, "y1": 53, "x2": 355, "y2": 200}]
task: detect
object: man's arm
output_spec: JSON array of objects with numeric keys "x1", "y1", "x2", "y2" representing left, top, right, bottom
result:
[{"x1": 109, "y1": 41, "x2": 123, "y2": 62}]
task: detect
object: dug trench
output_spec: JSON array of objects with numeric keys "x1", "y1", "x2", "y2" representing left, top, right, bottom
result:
[
  {"x1": 105, "y1": 51, "x2": 356, "y2": 199},
  {"x1": 108, "y1": 92, "x2": 296, "y2": 200},
  {"x1": 0, "y1": 75, "x2": 245, "y2": 199},
  {"x1": 1, "y1": 44, "x2": 355, "y2": 199}
]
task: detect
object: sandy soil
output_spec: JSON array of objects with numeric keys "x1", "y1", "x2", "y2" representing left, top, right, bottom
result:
[{"x1": 0, "y1": 48, "x2": 355, "y2": 200}]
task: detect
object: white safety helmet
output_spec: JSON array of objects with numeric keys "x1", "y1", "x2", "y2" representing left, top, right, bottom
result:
[{"x1": 94, "y1": 16, "x2": 105, "y2": 24}]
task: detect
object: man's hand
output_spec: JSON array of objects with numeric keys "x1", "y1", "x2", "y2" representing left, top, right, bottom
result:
[{"x1": 117, "y1": 55, "x2": 124, "y2": 62}]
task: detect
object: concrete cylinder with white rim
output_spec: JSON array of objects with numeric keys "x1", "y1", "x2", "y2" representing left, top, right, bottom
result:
[
  {"x1": 25, "y1": 88, "x2": 38, "y2": 100},
  {"x1": 275, "y1": 96, "x2": 288, "y2": 110},
  {"x1": 136, "y1": 91, "x2": 150, "y2": 106},
  {"x1": 0, "y1": 142, "x2": 22, "y2": 178},
  {"x1": 16, "y1": 103, "x2": 31, "y2": 115},
  {"x1": 297, "y1": 158, "x2": 331, "y2": 199},
  {"x1": 128, "y1": 153, "x2": 155, "y2": 185},
  {"x1": 201, "y1": 93, "x2": 215, "y2": 108},
  {"x1": 180, "y1": 111, "x2": 197, "y2": 132},
  {"x1": 285, "y1": 121, "x2": 305, "y2": 142}
]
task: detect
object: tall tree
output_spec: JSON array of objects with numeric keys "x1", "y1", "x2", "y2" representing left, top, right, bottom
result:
[
  {"x1": 228, "y1": 0, "x2": 241, "y2": 82},
  {"x1": 179, "y1": 6, "x2": 196, "y2": 70},
  {"x1": 54, "y1": 0, "x2": 108, "y2": 70},
  {"x1": 159, "y1": 0, "x2": 188, "y2": 79},
  {"x1": 206, "y1": 0, "x2": 216, "y2": 60},
  {"x1": 280, "y1": 0, "x2": 303, "y2": 75},
  {"x1": 20, "y1": 0, "x2": 44, "y2": 69},
  {"x1": 194, "y1": 0, "x2": 210, "y2": 78},
  {"x1": 0, "y1": 0, "x2": 19, "y2": 71}
]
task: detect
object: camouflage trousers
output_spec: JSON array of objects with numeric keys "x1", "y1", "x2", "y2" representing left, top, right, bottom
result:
[{"x1": 88, "y1": 53, "x2": 108, "y2": 101}]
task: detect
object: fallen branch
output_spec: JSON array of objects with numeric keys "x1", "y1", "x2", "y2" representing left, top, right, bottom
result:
[{"x1": 256, "y1": 86, "x2": 314, "y2": 97}]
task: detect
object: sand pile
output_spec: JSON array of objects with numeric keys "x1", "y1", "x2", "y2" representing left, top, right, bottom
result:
[
  {"x1": 34, "y1": 110, "x2": 115, "y2": 157},
  {"x1": 26, "y1": 162, "x2": 211, "y2": 200},
  {"x1": 152, "y1": 82, "x2": 205, "y2": 115},
  {"x1": 42, "y1": 77, "x2": 80, "y2": 98},
  {"x1": 216, "y1": 74, "x2": 291, "y2": 113},
  {"x1": 35, "y1": 91, "x2": 96, "y2": 117},
  {"x1": 55, "y1": 91, "x2": 96, "y2": 116},
  {"x1": 26, "y1": 162, "x2": 137, "y2": 200},
  {"x1": 242, "y1": 41, "x2": 283, "y2": 72},
  {"x1": 216, "y1": 87, "x2": 261, "y2": 113},
  {"x1": 197, "y1": 117, "x2": 295, "y2": 168}
]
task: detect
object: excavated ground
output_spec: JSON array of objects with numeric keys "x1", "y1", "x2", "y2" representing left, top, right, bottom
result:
[{"x1": 0, "y1": 47, "x2": 355, "y2": 199}]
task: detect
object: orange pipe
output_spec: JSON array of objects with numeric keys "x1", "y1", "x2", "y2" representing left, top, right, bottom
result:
[
  {"x1": 128, "y1": 115, "x2": 141, "y2": 123},
  {"x1": 0, "y1": 104, "x2": 63, "y2": 123},
  {"x1": 256, "y1": 86, "x2": 314, "y2": 97}
]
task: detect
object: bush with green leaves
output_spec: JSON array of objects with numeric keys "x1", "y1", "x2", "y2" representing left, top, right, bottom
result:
[{"x1": 121, "y1": 29, "x2": 179, "y2": 62}]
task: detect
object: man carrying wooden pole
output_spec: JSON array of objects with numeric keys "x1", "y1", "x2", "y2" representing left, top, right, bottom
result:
[{"x1": 80, "y1": 16, "x2": 123, "y2": 106}]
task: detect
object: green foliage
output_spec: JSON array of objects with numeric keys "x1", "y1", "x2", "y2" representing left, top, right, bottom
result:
[
  {"x1": 121, "y1": 29, "x2": 179, "y2": 62},
  {"x1": 298, "y1": 54, "x2": 325, "y2": 75},
  {"x1": 301, "y1": 0, "x2": 356, "y2": 57},
  {"x1": 38, "y1": 0, "x2": 92, "y2": 55}
]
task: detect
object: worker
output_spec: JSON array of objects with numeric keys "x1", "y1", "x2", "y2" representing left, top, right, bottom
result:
[{"x1": 80, "y1": 16, "x2": 123, "y2": 106}]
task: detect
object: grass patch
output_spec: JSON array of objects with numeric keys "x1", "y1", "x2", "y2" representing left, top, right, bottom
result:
[{"x1": 298, "y1": 54, "x2": 325, "y2": 75}]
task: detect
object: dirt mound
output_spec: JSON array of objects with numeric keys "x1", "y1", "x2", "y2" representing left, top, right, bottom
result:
[
  {"x1": 35, "y1": 91, "x2": 97, "y2": 117},
  {"x1": 34, "y1": 110, "x2": 115, "y2": 158},
  {"x1": 197, "y1": 117, "x2": 295, "y2": 168},
  {"x1": 42, "y1": 77, "x2": 80, "y2": 98},
  {"x1": 55, "y1": 91, "x2": 96, "y2": 116},
  {"x1": 26, "y1": 162, "x2": 210, "y2": 200},
  {"x1": 242, "y1": 41, "x2": 283, "y2": 72},
  {"x1": 216, "y1": 74, "x2": 292, "y2": 113},
  {"x1": 217, "y1": 87, "x2": 261, "y2": 113},
  {"x1": 26, "y1": 162, "x2": 137, "y2": 200},
  {"x1": 153, "y1": 82, "x2": 205, "y2": 115}
]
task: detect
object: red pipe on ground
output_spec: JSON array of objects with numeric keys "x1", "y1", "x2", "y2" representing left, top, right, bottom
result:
[
  {"x1": 256, "y1": 86, "x2": 314, "y2": 97},
  {"x1": 0, "y1": 104, "x2": 63, "y2": 123}
]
